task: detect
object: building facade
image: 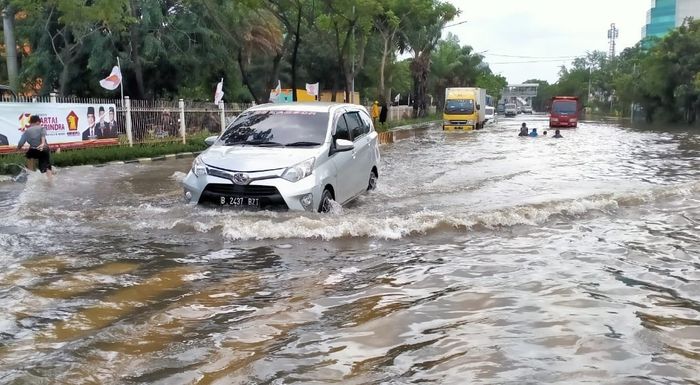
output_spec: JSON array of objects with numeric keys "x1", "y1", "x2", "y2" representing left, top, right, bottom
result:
[{"x1": 642, "y1": 0, "x2": 700, "y2": 41}]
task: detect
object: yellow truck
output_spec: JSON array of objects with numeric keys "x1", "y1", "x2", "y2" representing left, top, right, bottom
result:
[{"x1": 443, "y1": 87, "x2": 487, "y2": 130}]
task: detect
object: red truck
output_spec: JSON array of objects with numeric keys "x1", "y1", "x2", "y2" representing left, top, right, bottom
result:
[{"x1": 549, "y1": 96, "x2": 580, "y2": 128}]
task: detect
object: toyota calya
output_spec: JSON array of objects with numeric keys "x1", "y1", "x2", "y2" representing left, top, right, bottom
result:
[{"x1": 182, "y1": 103, "x2": 380, "y2": 212}]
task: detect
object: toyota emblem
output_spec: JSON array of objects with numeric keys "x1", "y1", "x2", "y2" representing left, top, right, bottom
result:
[{"x1": 232, "y1": 173, "x2": 250, "y2": 185}]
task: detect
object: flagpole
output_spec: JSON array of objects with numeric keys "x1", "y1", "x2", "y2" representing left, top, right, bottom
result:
[{"x1": 116, "y1": 56, "x2": 124, "y2": 106}]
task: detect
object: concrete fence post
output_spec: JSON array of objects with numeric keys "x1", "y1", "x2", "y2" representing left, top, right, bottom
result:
[
  {"x1": 179, "y1": 99, "x2": 186, "y2": 144},
  {"x1": 49, "y1": 92, "x2": 57, "y2": 103},
  {"x1": 125, "y1": 96, "x2": 133, "y2": 147},
  {"x1": 219, "y1": 101, "x2": 226, "y2": 133}
]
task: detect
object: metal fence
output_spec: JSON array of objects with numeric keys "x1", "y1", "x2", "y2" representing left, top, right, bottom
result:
[{"x1": 7, "y1": 94, "x2": 251, "y2": 146}]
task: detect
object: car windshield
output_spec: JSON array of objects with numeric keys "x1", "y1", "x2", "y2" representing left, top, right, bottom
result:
[
  {"x1": 552, "y1": 101, "x2": 577, "y2": 114},
  {"x1": 505, "y1": 104, "x2": 516, "y2": 110},
  {"x1": 219, "y1": 110, "x2": 329, "y2": 146},
  {"x1": 445, "y1": 99, "x2": 474, "y2": 114}
]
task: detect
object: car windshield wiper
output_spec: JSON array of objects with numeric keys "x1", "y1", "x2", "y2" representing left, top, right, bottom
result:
[
  {"x1": 225, "y1": 140, "x2": 284, "y2": 147},
  {"x1": 285, "y1": 141, "x2": 321, "y2": 147}
]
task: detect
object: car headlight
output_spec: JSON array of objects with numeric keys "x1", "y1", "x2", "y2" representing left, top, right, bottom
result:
[
  {"x1": 192, "y1": 156, "x2": 207, "y2": 177},
  {"x1": 281, "y1": 157, "x2": 315, "y2": 182},
  {"x1": 443, "y1": 120, "x2": 451, "y2": 125},
  {"x1": 466, "y1": 120, "x2": 475, "y2": 125}
]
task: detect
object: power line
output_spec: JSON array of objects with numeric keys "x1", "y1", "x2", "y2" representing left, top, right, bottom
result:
[
  {"x1": 485, "y1": 53, "x2": 584, "y2": 59},
  {"x1": 488, "y1": 59, "x2": 581, "y2": 64},
  {"x1": 443, "y1": 20, "x2": 468, "y2": 28}
]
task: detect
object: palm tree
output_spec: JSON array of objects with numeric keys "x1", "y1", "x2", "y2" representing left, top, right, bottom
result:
[{"x1": 398, "y1": 0, "x2": 457, "y2": 117}]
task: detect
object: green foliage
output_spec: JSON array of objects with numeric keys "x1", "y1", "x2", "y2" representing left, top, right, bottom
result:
[
  {"x1": 5, "y1": 0, "x2": 503, "y2": 120},
  {"x1": 548, "y1": 20, "x2": 700, "y2": 124}
]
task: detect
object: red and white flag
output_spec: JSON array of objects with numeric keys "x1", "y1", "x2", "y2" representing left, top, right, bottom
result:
[
  {"x1": 214, "y1": 79, "x2": 224, "y2": 105},
  {"x1": 99, "y1": 66, "x2": 122, "y2": 90}
]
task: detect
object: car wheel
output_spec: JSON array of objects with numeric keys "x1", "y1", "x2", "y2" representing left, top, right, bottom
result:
[
  {"x1": 367, "y1": 170, "x2": 378, "y2": 191},
  {"x1": 319, "y1": 188, "x2": 334, "y2": 213}
]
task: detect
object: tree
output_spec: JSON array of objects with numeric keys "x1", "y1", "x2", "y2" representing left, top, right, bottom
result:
[
  {"x1": 15, "y1": 0, "x2": 129, "y2": 96},
  {"x1": 317, "y1": 0, "x2": 380, "y2": 103},
  {"x1": 398, "y1": 0, "x2": 457, "y2": 117}
]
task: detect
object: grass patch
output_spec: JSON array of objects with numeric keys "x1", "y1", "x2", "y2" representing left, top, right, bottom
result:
[
  {"x1": 0, "y1": 132, "x2": 211, "y2": 175},
  {"x1": 375, "y1": 114, "x2": 440, "y2": 132}
]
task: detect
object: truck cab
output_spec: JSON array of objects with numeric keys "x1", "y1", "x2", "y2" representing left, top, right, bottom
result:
[
  {"x1": 504, "y1": 103, "x2": 517, "y2": 117},
  {"x1": 549, "y1": 96, "x2": 580, "y2": 128},
  {"x1": 443, "y1": 87, "x2": 486, "y2": 130}
]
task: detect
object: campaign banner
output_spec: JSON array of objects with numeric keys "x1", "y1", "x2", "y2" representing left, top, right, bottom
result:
[{"x1": 0, "y1": 102, "x2": 118, "y2": 147}]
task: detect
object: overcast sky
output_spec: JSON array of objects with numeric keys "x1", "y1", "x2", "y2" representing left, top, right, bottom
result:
[{"x1": 444, "y1": 0, "x2": 648, "y2": 84}]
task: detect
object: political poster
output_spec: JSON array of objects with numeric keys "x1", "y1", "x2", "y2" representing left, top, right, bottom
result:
[{"x1": 0, "y1": 102, "x2": 118, "y2": 147}]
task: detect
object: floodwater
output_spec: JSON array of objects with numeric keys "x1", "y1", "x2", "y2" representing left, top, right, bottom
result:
[{"x1": 0, "y1": 116, "x2": 698, "y2": 384}]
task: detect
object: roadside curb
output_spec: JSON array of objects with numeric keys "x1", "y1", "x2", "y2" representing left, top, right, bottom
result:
[
  {"x1": 87, "y1": 151, "x2": 201, "y2": 169},
  {"x1": 378, "y1": 121, "x2": 441, "y2": 145}
]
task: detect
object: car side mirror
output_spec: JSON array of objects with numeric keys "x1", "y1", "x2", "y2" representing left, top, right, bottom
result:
[
  {"x1": 204, "y1": 135, "x2": 218, "y2": 146},
  {"x1": 476, "y1": 104, "x2": 481, "y2": 111},
  {"x1": 334, "y1": 139, "x2": 354, "y2": 153}
]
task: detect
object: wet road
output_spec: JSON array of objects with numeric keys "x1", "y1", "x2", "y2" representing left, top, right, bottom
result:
[{"x1": 0, "y1": 116, "x2": 699, "y2": 384}]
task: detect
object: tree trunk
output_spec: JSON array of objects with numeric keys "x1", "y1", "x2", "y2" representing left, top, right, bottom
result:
[
  {"x1": 331, "y1": 76, "x2": 338, "y2": 102},
  {"x1": 291, "y1": 4, "x2": 302, "y2": 102},
  {"x1": 129, "y1": 0, "x2": 146, "y2": 99},
  {"x1": 379, "y1": 34, "x2": 389, "y2": 103},
  {"x1": 237, "y1": 49, "x2": 261, "y2": 104},
  {"x1": 411, "y1": 53, "x2": 430, "y2": 117},
  {"x1": 59, "y1": 58, "x2": 71, "y2": 96}
]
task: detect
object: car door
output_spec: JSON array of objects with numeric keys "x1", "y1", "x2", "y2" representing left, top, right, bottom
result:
[
  {"x1": 330, "y1": 112, "x2": 356, "y2": 204},
  {"x1": 358, "y1": 108, "x2": 379, "y2": 165},
  {"x1": 345, "y1": 110, "x2": 373, "y2": 194}
]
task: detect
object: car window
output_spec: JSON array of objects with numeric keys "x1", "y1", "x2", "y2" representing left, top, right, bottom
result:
[
  {"x1": 345, "y1": 112, "x2": 364, "y2": 141},
  {"x1": 220, "y1": 110, "x2": 329, "y2": 146},
  {"x1": 334, "y1": 114, "x2": 350, "y2": 141},
  {"x1": 358, "y1": 110, "x2": 372, "y2": 134}
]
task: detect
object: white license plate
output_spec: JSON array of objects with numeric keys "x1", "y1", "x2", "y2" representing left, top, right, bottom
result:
[{"x1": 220, "y1": 196, "x2": 260, "y2": 207}]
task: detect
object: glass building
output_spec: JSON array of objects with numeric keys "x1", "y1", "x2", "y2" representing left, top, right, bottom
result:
[{"x1": 642, "y1": 0, "x2": 700, "y2": 43}]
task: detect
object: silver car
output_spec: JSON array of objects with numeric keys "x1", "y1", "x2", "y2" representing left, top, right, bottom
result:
[{"x1": 182, "y1": 103, "x2": 380, "y2": 212}]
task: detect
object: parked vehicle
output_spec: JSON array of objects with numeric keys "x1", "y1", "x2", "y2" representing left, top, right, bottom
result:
[
  {"x1": 182, "y1": 103, "x2": 380, "y2": 212},
  {"x1": 484, "y1": 106, "x2": 495, "y2": 124},
  {"x1": 443, "y1": 87, "x2": 487, "y2": 130},
  {"x1": 549, "y1": 96, "x2": 581, "y2": 128},
  {"x1": 504, "y1": 103, "x2": 517, "y2": 117}
]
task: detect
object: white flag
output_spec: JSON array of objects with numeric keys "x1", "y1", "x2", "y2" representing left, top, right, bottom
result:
[
  {"x1": 214, "y1": 79, "x2": 224, "y2": 105},
  {"x1": 394, "y1": 93, "x2": 400, "y2": 103},
  {"x1": 305, "y1": 82, "x2": 319, "y2": 96},
  {"x1": 99, "y1": 66, "x2": 122, "y2": 91}
]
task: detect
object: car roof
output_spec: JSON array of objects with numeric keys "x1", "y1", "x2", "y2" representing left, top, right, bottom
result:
[{"x1": 247, "y1": 102, "x2": 366, "y2": 114}]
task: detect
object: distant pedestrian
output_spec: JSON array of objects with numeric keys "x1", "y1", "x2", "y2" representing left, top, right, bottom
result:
[
  {"x1": 528, "y1": 128, "x2": 538, "y2": 137},
  {"x1": 518, "y1": 123, "x2": 528, "y2": 136},
  {"x1": 379, "y1": 102, "x2": 388, "y2": 124},
  {"x1": 553, "y1": 129, "x2": 563, "y2": 138},
  {"x1": 371, "y1": 101, "x2": 380, "y2": 124},
  {"x1": 17, "y1": 115, "x2": 53, "y2": 177}
]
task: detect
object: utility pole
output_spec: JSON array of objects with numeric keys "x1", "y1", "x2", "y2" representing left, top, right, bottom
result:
[{"x1": 2, "y1": 5, "x2": 18, "y2": 91}]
